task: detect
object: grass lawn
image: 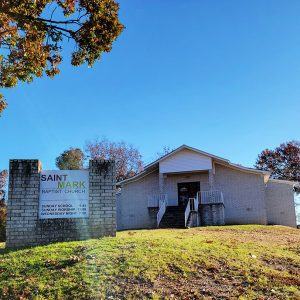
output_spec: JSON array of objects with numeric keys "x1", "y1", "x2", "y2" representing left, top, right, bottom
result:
[{"x1": 0, "y1": 225, "x2": 299, "y2": 299}]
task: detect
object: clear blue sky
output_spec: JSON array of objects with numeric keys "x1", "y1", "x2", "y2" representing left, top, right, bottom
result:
[{"x1": 1, "y1": 0, "x2": 300, "y2": 171}]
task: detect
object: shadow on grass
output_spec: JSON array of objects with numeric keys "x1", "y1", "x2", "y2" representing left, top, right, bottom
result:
[
  {"x1": 0, "y1": 242, "x2": 46, "y2": 255},
  {"x1": 0, "y1": 236, "x2": 107, "y2": 255}
]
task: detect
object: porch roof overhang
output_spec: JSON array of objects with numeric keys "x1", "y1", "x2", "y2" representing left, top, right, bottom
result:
[{"x1": 117, "y1": 144, "x2": 270, "y2": 186}]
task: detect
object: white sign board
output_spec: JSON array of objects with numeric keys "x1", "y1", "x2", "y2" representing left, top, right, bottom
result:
[{"x1": 39, "y1": 170, "x2": 89, "y2": 219}]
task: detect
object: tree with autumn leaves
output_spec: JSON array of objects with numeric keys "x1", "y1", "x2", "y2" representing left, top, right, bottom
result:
[
  {"x1": 0, "y1": 170, "x2": 7, "y2": 201},
  {"x1": 56, "y1": 148, "x2": 85, "y2": 170},
  {"x1": 255, "y1": 140, "x2": 300, "y2": 184},
  {"x1": 0, "y1": 0, "x2": 124, "y2": 114},
  {"x1": 85, "y1": 138, "x2": 143, "y2": 182},
  {"x1": 255, "y1": 140, "x2": 300, "y2": 224}
]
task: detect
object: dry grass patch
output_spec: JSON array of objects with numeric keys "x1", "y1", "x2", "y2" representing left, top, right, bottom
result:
[{"x1": 0, "y1": 225, "x2": 299, "y2": 299}]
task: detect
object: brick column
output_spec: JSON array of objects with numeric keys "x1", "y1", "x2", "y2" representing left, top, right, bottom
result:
[
  {"x1": 159, "y1": 173, "x2": 166, "y2": 194},
  {"x1": 208, "y1": 169, "x2": 215, "y2": 191},
  {"x1": 88, "y1": 160, "x2": 116, "y2": 237},
  {"x1": 6, "y1": 160, "x2": 41, "y2": 248}
]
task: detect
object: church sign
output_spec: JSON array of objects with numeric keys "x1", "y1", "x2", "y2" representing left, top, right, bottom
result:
[
  {"x1": 39, "y1": 170, "x2": 89, "y2": 219},
  {"x1": 6, "y1": 159, "x2": 115, "y2": 249}
]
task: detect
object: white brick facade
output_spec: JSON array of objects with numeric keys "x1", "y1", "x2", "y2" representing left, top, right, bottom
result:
[
  {"x1": 117, "y1": 170, "x2": 159, "y2": 230},
  {"x1": 265, "y1": 180, "x2": 297, "y2": 227},
  {"x1": 117, "y1": 146, "x2": 298, "y2": 230},
  {"x1": 214, "y1": 163, "x2": 267, "y2": 225}
]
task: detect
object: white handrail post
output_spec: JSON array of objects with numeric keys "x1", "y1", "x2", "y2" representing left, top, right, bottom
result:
[
  {"x1": 157, "y1": 194, "x2": 168, "y2": 227},
  {"x1": 189, "y1": 197, "x2": 194, "y2": 211},
  {"x1": 185, "y1": 199, "x2": 191, "y2": 227},
  {"x1": 195, "y1": 194, "x2": 199, "y2": 211}
]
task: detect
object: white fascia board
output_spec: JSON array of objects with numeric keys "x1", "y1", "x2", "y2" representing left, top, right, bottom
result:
[
  {"x1": 117, "y1": 167, "x2": 158, "y2": 186},
  {"x1": 268, "y1": 179, "x2": 300, "y2": 186},
  {"x1": 214, "y1": 160, "x2": 270, "y2": 176}
]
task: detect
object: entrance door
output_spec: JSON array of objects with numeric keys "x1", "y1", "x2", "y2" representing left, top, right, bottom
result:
[{"x1": 177, "y1": 182, "x2": 200, "y2": 207}]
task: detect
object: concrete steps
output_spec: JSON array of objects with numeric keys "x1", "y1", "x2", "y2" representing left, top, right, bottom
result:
[
  {"x1": 159, "y1": 206, "x2": 186, "y2": 228},
  {"x1": 158, "y1": 203, "x2": 225, "y2": 228}
]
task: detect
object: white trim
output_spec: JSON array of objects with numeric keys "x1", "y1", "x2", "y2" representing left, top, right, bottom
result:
[
  {"x1": 117, "y1": 168, "x2": 158, "y2": 186},
  {"x1": 145, "y1": 144, "x2": 229, "y2": 170},
  {"x1": 268, "y1": 179, "x2": 300, "y2": 186},
  {"x1": 215, "y1": 161, "x2": 270, "y2": 176}
]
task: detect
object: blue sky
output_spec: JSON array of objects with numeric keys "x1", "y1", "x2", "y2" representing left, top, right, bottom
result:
[{"x1": 1, "y1": 0, "x2": 300, "y2": 171}]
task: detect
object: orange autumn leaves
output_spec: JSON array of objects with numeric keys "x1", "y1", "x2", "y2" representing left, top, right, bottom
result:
[{"x1": 0, "y1": 0, "x2": 124, "y2": 114}]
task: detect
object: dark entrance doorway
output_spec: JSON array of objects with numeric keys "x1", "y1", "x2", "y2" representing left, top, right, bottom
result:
[{"x1": 177, "y1": 182, "x2": 200, "y2": 207}]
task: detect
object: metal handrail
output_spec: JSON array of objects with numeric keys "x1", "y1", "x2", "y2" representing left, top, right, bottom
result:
[{"x1": 185, "y1": 195, "x2": 201, "y2": 227}]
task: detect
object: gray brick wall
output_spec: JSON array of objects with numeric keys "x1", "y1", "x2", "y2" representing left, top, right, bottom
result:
[
  {"x1": 117, "y1": 169, "x2": 159, "y2": 230},
  {"x1": 214, "y1": 164, "x2": 267, "y2": 225},
  {"x1": 265, "y1": 181, "x2": 297, "y2": 227},
  {"x1": 200, "y1": 204, "x2": 225, "y2": 226},
  {"x1": 6, "y1": 159, "x2": 116, "y2": 249}
]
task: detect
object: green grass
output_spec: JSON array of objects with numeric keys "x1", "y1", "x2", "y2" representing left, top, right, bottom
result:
[{"x1": 0, "y1": 225, "x2": 299, "y2": 299}]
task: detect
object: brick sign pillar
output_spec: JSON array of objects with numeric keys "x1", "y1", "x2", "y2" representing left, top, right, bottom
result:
[
  {"x1": 88, "y1": 159, "x2": 116, "y2": 238},
  {"x1": 6, "y1": 160, "x2": 41, "y2": 248},
  {"x1": 6, "y1": 159, "x2": 116, "y2": 249}
]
